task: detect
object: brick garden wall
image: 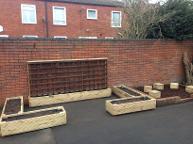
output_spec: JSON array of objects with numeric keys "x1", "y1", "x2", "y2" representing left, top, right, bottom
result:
[{"x1": 0, "y1": 39, "x2": 192, "y2": 106}]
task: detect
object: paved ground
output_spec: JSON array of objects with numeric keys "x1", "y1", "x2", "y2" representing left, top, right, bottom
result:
[{"x1": 1, "y1": 97, "x2": 193, "y2": 144}]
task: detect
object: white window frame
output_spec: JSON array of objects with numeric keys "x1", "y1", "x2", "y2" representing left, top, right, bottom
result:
[
  {"x1": 79, "y1": 36, "x2": 98, "y2": 39},
  {"x1": 54, "y1": 36, "x2": 67, "y2": 39},
  {"x1": 21, "y1": 4, "x2": 37, "y2": 24},
  {"x1": 105, "y1": 37, "x2": 114, "y2": 39},
  {"x1": 111, "y1": 11, "x2": 122, "y2": 28},
  {"x1": 0, "y1": 35, "x2": 9, "y2": 38},
  {"x1": 23, "y1": 35, "x2": 38, "y2": 38},
  {"x1": 0, "y1": 25, "x2": 4, "y2": 32},
  {"x1": 87, "y1": 9, "x2": 98, "y2": 20},
  {"x1": 53, "y1": 6, "x2": 67, "y2": 26}
]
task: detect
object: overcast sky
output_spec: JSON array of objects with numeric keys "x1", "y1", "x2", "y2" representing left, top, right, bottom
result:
[{"x1": 149, "y1": 0, "x2": 167, "y2": 4}]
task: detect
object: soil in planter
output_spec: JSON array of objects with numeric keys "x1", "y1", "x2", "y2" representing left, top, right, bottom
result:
[
  {"x1": 111, "y1": 97, "x2": 150, "y2": 104},
  {"x1": 136, "y1": 86, "x2": 144, "y2": 92},
  {"x1": 2, "y1": 109, "x2": 63, "y2": 122},
  {"x1": 118, "y1": 86, "x2": 141, "y2": 96},
  {"x1": 136, "y1": 85, "x2": 191, "y2": 99},
  {"x1": 160, "y1": 85, "x2": 190, "y2": 98},
  {"x1": 4, "y1": 98, "x2": 21, "y2": 115}
]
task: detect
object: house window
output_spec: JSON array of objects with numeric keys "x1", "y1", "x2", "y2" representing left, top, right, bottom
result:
[
  {"x1": 23, "y1": 35, "x2": 38, "y2": 38},
  {"x1": 87, "y1": 9, "x2": 98, "y2": 20},
  {"x1": 105, "y1": 37, "x2": 114, "y2": 39},
  {"x1": 111, "y1": 11, "x2": 121, "y2": 27},
  {"x1": 0, "y1": 35, "x2": 9, "y2": 38},
  {"x1": 21, "y1": 4, "x2": 37, "y2": 24},
  {"x1": 53, "y1": 6, "x2": 67, "y2": 25},
  {"x1": 54, "y1": 36, "x2": 67, "y2": 39},
  {"x1": 79, "y1": 36, "x2": 98, "y2": 39}
]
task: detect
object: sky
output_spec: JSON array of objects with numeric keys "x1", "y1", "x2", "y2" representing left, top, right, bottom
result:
[{"x1": 149, "y1": 0, "x2": 167, "y2": 4}]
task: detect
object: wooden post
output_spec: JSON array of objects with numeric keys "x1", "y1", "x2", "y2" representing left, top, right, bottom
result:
[{"x1": 183, "y1": 52, "x2": 193, "y2": 85}]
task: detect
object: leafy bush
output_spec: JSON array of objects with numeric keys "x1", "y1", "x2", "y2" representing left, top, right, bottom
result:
[{"x1": 147, "y1": 0, "x2": 193, "y2": 40}]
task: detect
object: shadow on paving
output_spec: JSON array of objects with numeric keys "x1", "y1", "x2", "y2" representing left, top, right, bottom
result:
[{"x1": 0, "y1": 96, "x2": 193, "y2": 144}]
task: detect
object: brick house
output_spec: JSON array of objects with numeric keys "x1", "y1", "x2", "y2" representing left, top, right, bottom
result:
[{"x1": 0, "y1": 0, "x2": 124, "y2": 39}]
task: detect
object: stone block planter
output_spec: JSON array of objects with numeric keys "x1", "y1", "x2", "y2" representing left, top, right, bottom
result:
[
  {"x1": 144, "y1": 85, "x2": 152, "y2": 93},
  {"x1": 153, "y1": 83, "x2": 164, "y2": 90},
  {"x1": 106, "y1": 96, "x2": 156, "y2": 116},
  {"x1": 185, "y1": 85, "x2": 193, "y2": 94},
  {"x1": 149, "y1": 90, "x2": 161, "y2": 99},
  {"x1": 0, "y1": 106, "x2": 66, "y2": 136},
  {"x1": 29, "y1": 88, "x2": 111, "y2": 107},
  {"x1": 170, "y1": 83, "x2": 179, "y2": 90}
]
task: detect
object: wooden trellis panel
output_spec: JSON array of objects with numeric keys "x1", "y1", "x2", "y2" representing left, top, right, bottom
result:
[{"x1": 28, "y1": 58, "x2": 108, "y2": 97}]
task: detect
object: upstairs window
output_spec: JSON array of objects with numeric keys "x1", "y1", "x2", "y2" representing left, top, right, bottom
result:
[
  {"x1": 23, "y1": 35, "x2": 38, "y2": 38},
  {"x1": 87, "y1": 9, "x2": 98, "y2": 20},
  {"x1": 53, "y1": 6, "x2": 67, "y2": 25},
  {"x1": 111, "y1": 11, "x2": 121, "y2": 27},
  {"x1": 54, "y1": 36, "x2": 67, "y2": 39},
  {"x1": 21, "y1": 4, "x2": 37, "y2": 24},
  {"x1": 0, "y1": 35, "x2": 9, "y2": 38},
  {"x1": 79, "y1": 36, "x2": 97, "y2": 39}
]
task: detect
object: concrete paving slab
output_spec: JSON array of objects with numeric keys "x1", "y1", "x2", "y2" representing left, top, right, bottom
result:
[
  {"x1": 0, "y1": 97, "x2": 193, "y2": 144},
  {"x1": 0, "y1": 128, "x2": 56, "y2": 144}
]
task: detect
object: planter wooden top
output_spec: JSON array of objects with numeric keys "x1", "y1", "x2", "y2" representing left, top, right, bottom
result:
[
  {"x1": 27, "y1": 58, "x2": 107, "y2": 63},
  {"x1": 110, "y1": 96, "x2": 150, "y2": 104},
  {"x1": 1, "y1": 106, "x2": 65, "y2": 122}
]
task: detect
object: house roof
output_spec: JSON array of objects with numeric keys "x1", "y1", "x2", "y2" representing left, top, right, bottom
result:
[{"x1": 46, "y1": 0, "x2": 124, "y2": 7}]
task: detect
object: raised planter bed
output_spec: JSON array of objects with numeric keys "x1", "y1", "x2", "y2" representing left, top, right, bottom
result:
[
  {"x1": 136, "y1": 84, "x2": 193, "y2": 107},
  {"x1": 106, "y1": 96, "x2": 156, "y2": 116},
  {"x1": 0, "y1": 106, "x2": 66, "y2": 136},
  {"x1": 112, "y1": 85, "x2": 148, "y2": 98},
  {"x1": 29, "y1": 88, "x2": 111, "y2": 107},
  {"x1": 1, "y1": 96, "x2": 23, "y2": 118}
]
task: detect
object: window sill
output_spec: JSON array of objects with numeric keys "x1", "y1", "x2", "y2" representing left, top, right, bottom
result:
[
  {"x1": 87, "y1": 18, "x2": 98, "y2": 20},
  {"x1": 22, "y1": 23, "x2": 37, "y2": 25},
  {"x1": 111, "y1": 26, "x2": 122, "y2": 28},
  {"x1": 53, "y1": 23, "x2": 67, "y2": 26}
]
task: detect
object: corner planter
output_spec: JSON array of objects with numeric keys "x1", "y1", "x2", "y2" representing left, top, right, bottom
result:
[{"x1": 106, "y1": 96, "x2": 156, "y2": 116}]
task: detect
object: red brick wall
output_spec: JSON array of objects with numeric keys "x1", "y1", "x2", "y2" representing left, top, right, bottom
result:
[
  {"x1": 0, "y1": 39, "x2": 192, "y2": 106},
  {"x1": 0, "y1": 0, "x2": 123, "y2": 38}
]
